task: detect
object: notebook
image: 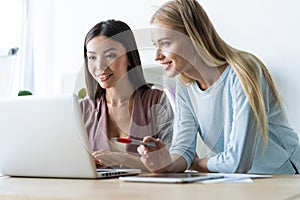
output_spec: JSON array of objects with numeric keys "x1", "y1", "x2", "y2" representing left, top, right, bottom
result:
[
  {"x1": 0, "y1": 94, "x2": 141, "y2": 179},
  {"x1": 119, "y1": 173, "x2": 224, "y2": 183}
]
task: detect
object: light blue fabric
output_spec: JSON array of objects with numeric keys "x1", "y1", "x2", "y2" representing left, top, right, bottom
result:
[{"x1": 170, "y1": 66, "x2": 300, "y2": 174}]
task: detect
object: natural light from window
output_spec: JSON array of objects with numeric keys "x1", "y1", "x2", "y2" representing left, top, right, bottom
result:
[{"x1": 0, "y1": 0, "x2": 23, "y2": 51}]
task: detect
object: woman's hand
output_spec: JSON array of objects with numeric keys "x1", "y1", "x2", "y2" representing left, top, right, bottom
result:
[
  {"x1": 92, "y1": 150, "x2": 149, "y2": 171},
  {"x1": 189, "y1": 157, "x2": 209, "y2": 172},
  {"x1": 137, "y1": 136, "x2": 173, "y2": 173},
  {"x1": 92, "y1": 150, "x2": 115, "y2": 168}
]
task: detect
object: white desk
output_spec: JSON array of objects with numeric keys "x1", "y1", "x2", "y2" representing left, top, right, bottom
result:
[{"x1": 0, "y1": 175, "x2": 299, "y2": 200}]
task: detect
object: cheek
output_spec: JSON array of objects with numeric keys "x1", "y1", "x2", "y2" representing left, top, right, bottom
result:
[
  {"x1": 178, "y1": 41, "x2": 195, "y2": 61},
  {"x1": 162, "y1": 50, "x2": 176, "y2": 60},
  {"x1": 87, "y1": 59, "x2": 99, "y2": 72},
  {"x1": 165, "y1": 45, "x2": 185, "y2": 61},
  {"x1": 172, "y1": 56, "x2": 189, "y2": 73},
  {"x1": 110, "y1": 59, "x2": 128, "y2": 73},
  {"x1": 87, "y1": 65, "x2": 94, "y2": 76}
]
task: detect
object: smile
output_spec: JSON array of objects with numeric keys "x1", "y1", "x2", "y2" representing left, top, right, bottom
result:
[
  {"x1": 100, "y1": 74, "x2": 112, "y2": 78},
  {"x1": 161, "y1": 61, "x2": 172, "y2": 70},
  {"x1": 98, "y1": 73, "x2": 113, "y2": 81}
]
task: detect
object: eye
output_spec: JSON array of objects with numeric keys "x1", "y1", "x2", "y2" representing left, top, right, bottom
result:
[
  {"x1": 161, "y1": 41, "x2": 171, "y2": 48},
  {"x1": 152, "y1": 42, "x2": 158, "y2": 48},
  {"x1": 105, "y1": 53, "x2": 117, "y2": 59},
  {"x1": 87, "y1": 55, "x2": 97, "y2": 60}
]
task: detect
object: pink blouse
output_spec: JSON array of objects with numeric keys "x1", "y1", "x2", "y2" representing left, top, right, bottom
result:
[{"x1": 79, "y1": 87, "x2": 174, "y2": 155}]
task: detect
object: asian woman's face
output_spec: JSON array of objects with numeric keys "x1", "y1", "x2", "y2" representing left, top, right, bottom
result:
[
  {"x1": 86, "y1": 36, "x2": 129, "y2": 89},
  {"x1": 151, "y1": 23, "x2": 196, "y2": 78}
]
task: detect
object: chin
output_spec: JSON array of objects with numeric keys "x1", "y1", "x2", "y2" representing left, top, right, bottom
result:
[
  {"x1": 99, "y1": 83, "x2": 112, "y2": 89},
  {"x1": 165, "y1": 70, "x2": 179, "y2": 78}
]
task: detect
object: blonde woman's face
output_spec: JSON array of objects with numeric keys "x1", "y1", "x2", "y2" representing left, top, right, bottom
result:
[
  {"x1": 86, "y1": 36, "x2": 129, "y2": 89},
  {"x1": 151, "y1": 23, "x2": 196, "y2": 78}
]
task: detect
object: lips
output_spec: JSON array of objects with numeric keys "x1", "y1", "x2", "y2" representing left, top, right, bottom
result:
[
  {"x1": 98, "y1": 73, "x2": 113, "y2": 81},
  {"x1": 160, "y1": 61, "x2": 172, "y2": 70}
]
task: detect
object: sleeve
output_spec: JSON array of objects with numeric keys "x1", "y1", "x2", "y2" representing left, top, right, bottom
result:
[
  {"x1": 79, "y1": 98, "x2": 93, "y2": 123},
  {"x1": 152, "y1": 92, "x2": 174, "y2": 150},
  {"x1": 79, "y1": 98, "x2": 88, "y2": 120},
  {"x1": 207, "y1": 76, "x2": 261, "y2": 173},
  {"x1": 169, "y1": 81, "x2": 199, "y2": 169}
]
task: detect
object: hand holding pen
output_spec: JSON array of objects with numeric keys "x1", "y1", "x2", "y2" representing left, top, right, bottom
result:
[{"x1": 137, "y1": 136, "x2": 172, "y2": 173}]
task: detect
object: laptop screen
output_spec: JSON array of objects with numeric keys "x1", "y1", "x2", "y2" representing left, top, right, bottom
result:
[{"x1": 0, "y1": 94, "x2": 140, "y2": 178}]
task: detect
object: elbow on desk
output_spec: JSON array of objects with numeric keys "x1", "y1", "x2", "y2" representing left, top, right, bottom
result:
[
  {"x1": 233, "y1": 162, "x2": 253, "y2": 173},
  {"x1": 208, "y1": 156, "x2": 253, "y2": 174}
]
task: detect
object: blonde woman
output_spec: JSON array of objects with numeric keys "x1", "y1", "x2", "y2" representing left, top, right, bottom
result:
[{"x1": 138, "y1": 0, "x2": 300, "y2": 174}]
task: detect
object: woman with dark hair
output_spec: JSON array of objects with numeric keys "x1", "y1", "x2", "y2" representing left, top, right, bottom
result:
[{"x1": 80, "y1": 19, "x2": 173, "y2": 170}]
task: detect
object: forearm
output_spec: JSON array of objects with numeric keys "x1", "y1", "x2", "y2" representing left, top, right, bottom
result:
[
  {"x1": 153, "y1": 154, "x2": 188, "y2": 173},
  {"x1": 167, "y1": 154, "x2": 189, "y2": 172},
  {"x1": 93, "y1": 151, "x2": 149, "y2": 172},
  {"x1": 117, "y1": 153, "x2": 154, "y2": 172},
  {"x1": 123, "y1": 153, "x2": 150, "y2": 172},
  {"x1": 189, "y1": 158, "x2": 210, "y2": 172}
]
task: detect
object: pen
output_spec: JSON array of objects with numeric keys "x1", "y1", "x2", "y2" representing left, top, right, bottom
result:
[{"x1": 111, "y1": 137, "x2": 157, "y2": 147}]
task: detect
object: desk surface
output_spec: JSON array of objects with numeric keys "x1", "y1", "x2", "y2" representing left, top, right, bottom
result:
[{"x1": 0, "y1": 175, "x2": 300, "y2": 200}]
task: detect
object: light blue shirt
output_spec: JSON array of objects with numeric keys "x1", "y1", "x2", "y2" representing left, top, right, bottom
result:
[{"x1": 170, "y1": 66, "x2": 300, "y2": 174}]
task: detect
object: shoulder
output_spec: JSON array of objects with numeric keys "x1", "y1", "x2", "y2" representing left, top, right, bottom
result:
[
  {"x1": 219, "y1": 65, "x2": 243, "y2": 90},
  {"x1": 175, "y1": 78, "x2": 189, "y2": 93},
  {"x1": 226, "y1": 63, "x2": 265, "y2": 91},
  {"x1": 136, "y1": 86, "x2": 163, "y2": 103},
  {"x1": 79, "y1": 97, "x2": 93, "y2": 108},
  {"x1": 79, "y1": 95, "x2": 104, "y2": 111}
]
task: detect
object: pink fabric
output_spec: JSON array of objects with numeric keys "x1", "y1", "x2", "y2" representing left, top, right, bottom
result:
[{"x1": 80, "y1": 87, "x2": 163, "y2": 154}]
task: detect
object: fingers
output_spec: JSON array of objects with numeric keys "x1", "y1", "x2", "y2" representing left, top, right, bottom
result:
[
  {"x1": 92, "y1": 150, "x2": 109, "y2": 166},
  {"x1": 92, "y1": 150, "x2": 108, "y2": 157},
  {"x1": 92, "y1": 152, "x2": 102, "y2": 165},
  {"x1": 94, "y1": 158, "x2": 102, "y2": 164},
  {"x1": 138, "y1": 136, "x2": 166, "y2": 159},
  {"x1": 142, "y1": 136, "x2": 156, "y2": 143},
  {"x1": 142, "y1": 137, "x2": 165, "y2": 150},
  {"x1": 137, "y1": 137, "x2": 173, "y2": 172},
  {"x1": 139, "y1": 145, "x2": 173, "y2": 172},
  {"x1": 137, "y1": 145, "x2": 148, "y2": 157}
]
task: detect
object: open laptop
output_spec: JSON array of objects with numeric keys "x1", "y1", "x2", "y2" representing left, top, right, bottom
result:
[{"x1": 0, "y1": 94, "x2": 141, "y2": 178}]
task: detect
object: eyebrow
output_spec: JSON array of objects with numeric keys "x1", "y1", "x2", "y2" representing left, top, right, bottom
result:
[
  {"x1": 152, "y1": 37, "x2": 171, "y2": 43},
  {"x1": 103, "y1": 47, "x2": 118, "y2": 53},
  {"x1": 87, "y1": 47, "x2": 118, "y2": 54}
]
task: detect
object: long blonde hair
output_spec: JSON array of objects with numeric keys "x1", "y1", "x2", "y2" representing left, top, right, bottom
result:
[{"x1": 151, "y1": 0, "x2": 283, "y2": 148}]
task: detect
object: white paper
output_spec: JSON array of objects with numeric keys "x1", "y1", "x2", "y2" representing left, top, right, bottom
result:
[{"x1": 198, "y1": 173, "x2": 272, "y2": 184}]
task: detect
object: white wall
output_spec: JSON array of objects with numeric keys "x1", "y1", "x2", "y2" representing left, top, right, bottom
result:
[
  {"x1": 32, "y1": 0, "x2": 300, "y2": 133},
  {"x1": 200, "y1": 0, "x2": 300, "y2": 133}
]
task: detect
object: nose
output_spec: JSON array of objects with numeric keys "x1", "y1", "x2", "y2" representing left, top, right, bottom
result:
[
  {"x1": 91, "y1": 58, "x2": 108, "y2": 77},
  {"x1": 154, "y1": 48, "x2": 164, "y2": 61},
  {"x1": 95, "y1": 57, "x2": 108, "y2": 71}
]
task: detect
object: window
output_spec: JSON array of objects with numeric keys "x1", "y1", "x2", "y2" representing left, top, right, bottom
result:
[{"x1": 0, "y1": 0, "x2": 23, "y2": 51}]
